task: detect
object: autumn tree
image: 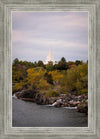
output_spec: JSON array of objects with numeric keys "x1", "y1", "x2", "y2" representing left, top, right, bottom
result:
[
  {"x1": 49, "y1": 70, "x2": 63, "y2": 84},
  {"x1": 61, "y1": 63, "x2": 88, "y2": 95},
  {"x1": 67, "y1": 61, "x2": 75, "y2": 69},
  {"x1": 27, "y1": 67, "x2": 51, "y2": 90},
  {"x1": 44, "y1": 72, "x2": 53, "y2": 84},
  {"x1": 27, "y1": 68, "x2": 44, "y2": 84}
]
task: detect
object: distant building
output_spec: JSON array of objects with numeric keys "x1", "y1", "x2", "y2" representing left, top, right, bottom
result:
[{"x1": 45, "y1": 45, "x2": 55, "y2": 65}]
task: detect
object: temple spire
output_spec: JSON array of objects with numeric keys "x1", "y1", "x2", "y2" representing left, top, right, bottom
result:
[{"x1": 45, "y1": 45, "x2": 54, "y2": 64}]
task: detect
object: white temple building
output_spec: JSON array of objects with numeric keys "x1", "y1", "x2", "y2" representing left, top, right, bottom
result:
[{"x1": 45, "y1": 45, "x2": 55, "y2": 65}]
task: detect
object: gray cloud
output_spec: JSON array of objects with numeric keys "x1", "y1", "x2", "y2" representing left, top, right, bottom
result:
[{"x1": 12, "y1": 12, "x2": 88, "y2": 63}]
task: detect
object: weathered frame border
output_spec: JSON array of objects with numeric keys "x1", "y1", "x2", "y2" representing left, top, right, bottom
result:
[{"x1": 0, "y1": 0, "x2": 100, "y2": 139}]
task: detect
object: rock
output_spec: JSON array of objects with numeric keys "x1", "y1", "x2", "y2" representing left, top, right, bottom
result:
[
  {"x1": 76, "y1": 101, "x2": 88, "y2": 115},
  {"x1": 48, "y1": 97, "x2": 57, "y2": 104},
  {"x1": 15, "y1": 89, "x2": 48, "y2": 105},
  {"x1": 51, "y1": 99, "x2": 63, "y2": 107},
  {"x1": 72, "y1": 101, "x2": 81, "y2": 106},
  {"x1": 15, "y1": 89, "x2": 37, "y2": 99},
  {"x1": 14, "y1": 89, "x2": 88, "y2": 114},
  {"x1": 59, "y1": 94, "x2": 67, "y2": 98},
  {"x1": 20, "y1": 98, "x2": 34, "y2": 101},
  {"x1": 54, "y1": 101, "x2": 63, "y2": 107}
]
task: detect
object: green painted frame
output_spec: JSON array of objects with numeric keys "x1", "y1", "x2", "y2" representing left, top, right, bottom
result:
[{"x1": 0, "y1": 0, "x2": 99, "y2": 139}]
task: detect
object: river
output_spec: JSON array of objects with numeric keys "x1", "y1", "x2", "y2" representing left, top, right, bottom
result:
[{"x1": 12, "y1": 97, "x2": 88, "y2": 127}]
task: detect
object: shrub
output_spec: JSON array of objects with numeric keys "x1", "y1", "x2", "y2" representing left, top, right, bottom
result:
[
  {"x1": 12, "y1": 82, "x2": 25, "y2": 93},
  {"x1": 61, "y1": 87, "x2": 69, "y2": 94},
  {"x1": 80, "y1": 89, "x2": 88, "y2": 95},
  {"x1": 45, "y1": 88, "x2": 59, "y2": 97}
]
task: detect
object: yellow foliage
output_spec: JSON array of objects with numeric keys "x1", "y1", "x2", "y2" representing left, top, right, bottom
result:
[
  {"x1": 61, "y1": 63, "x2": 88, "y2": 93},
  {"x1": 45, "y1": 88, "x2": 59, "y2": 97},
  {"x1": 38, "y1": 78, "x2": 50, "y2": 90},
  {"x1": 80, "y1": 72, "x2": 85, "y2": 77},
  {"x1": 13, "y1": 82, "x2": 25, "y2": 92},
  {"x1": 49, "y1": 70, "x2": 63, "y2": 83},
  {"x1": 27, "y1": 68, "x2": 46, "y2": 84}
]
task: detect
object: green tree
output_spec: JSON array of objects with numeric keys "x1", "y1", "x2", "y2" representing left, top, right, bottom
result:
[
  {"x1": 61, "y1": 57, "x2": 66, "y2": 63},
  {"x1": 57, "y1": 57, "x2": 67, "y2": 70},
  {"x1": 46, "y1": 61, "x2": 53, "y2": 71},
  {"x1": 34, "y1": 61, "x2": 38, "y2": 67},
  {"x1": 37, "y1": 60, "x2": 45, "y2": 68},
  {"x1": 75, "y1": 60, "x2": 82, "y2": 66},
  {"x1": 13, "y1": 58, "x2": 19, "y2": 66}
]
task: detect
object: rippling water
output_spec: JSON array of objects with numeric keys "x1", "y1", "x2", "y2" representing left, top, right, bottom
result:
[{"x1": 12, "y1": 97, "x2": 88, "y2": 127}]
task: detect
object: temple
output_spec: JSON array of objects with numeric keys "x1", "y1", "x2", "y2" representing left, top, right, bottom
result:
[{"x1": 45, "y1": 45, "x2": 55, "y2": 65}]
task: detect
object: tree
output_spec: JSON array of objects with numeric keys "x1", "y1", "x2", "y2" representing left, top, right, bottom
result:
[
  {"x1": 13, "y1": 58, "x2": 19, "y2": 66},
  {"x1": 27, "y1": 67, "x2": 47, "y2": 89},
  {"x1": 37, "y1": 60, "x2": 44, "y2": 67},
  {"x1": 57, "y1": 57, "x2": 67, "y2": 70},
  {"x1": 61, "y1": 57, "x2": 66, "y2": 63},
  {"x1": 75, "y1": 60, "x2": 82, "y2": 66},
  {"x1": 61, "y1": 63, "x2": 88, "y2": 95},
  {"x1": 49, "y1": 70, "x2": 63, "y2": 84},
  {"x1": 46, "y1": 61, "x2": 54, "y2": 71},
  {"x1": 34, "y1": 61, "x2": 38, "y2": 67},
  {"x1": 44, "y1": 72, "x2": 53, "y2": 84},
  {"x1": 37, "y1": 78, "x2": 50, "y2": 90},
  {"x1": 67, "y1": 61, "x2": 75, "y2": 69},
  {"x1": 53, "y1": 64, "x2": 59, "y2": 70}
]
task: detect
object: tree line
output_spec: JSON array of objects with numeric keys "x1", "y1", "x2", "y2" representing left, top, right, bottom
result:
[{"x1": 12, "y1": 58, "x2": 88, "y2": 97}]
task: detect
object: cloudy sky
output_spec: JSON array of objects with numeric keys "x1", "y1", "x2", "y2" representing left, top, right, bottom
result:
[{"x1": 12, "y1": 12, "x2": 88, "y2": 63}]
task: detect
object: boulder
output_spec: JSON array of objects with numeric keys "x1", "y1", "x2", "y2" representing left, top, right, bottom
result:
[
  {"x1": 15, "y1": 89, "x2": 37, "y2": 99},
  {"x1": 54, "y1": 101, "x2": 63, "y2": 107},
  {"x1": 15, "y1": 89, "x2": 48, "y2": 105},
  {"x1": 76, "y1": 102, "x2": 88, "y2": 115},
  {"x1": 48, "y1": 97, "x2": 57, "y2": 104}
]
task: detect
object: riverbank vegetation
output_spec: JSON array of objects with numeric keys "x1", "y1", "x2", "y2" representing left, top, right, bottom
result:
[{"x1": 12, "y1": 57, "x2": 88, "y2": 97}]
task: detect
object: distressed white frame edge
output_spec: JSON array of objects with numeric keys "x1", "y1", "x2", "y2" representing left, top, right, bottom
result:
[{"x1": 4, "y1": 2, "x2": 96, "y2": 136}]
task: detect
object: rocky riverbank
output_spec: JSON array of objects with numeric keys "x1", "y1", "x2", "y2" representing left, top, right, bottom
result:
[{"x1": 14, "y1": 89, "x2": 88, "y2": 115}]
